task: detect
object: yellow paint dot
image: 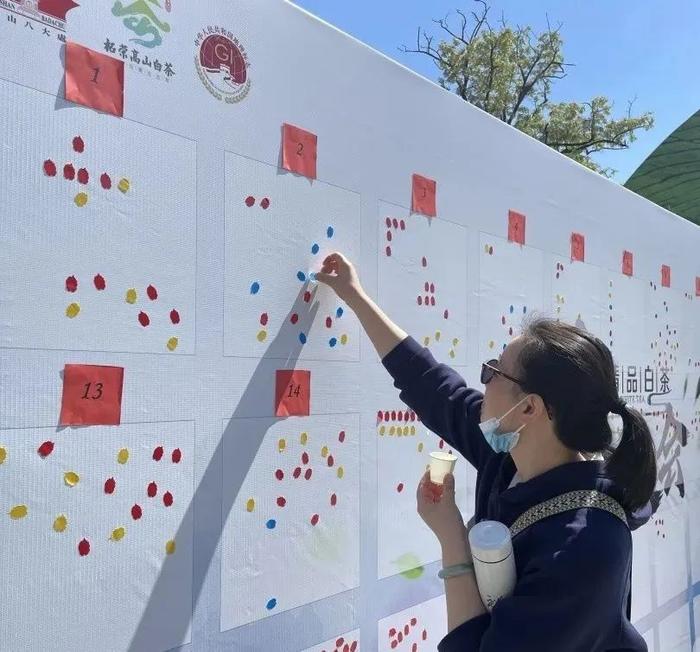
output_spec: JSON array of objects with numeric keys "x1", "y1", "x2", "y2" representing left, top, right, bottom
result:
[
  {"x1": 449, "y1": 349, "x2": 456, "y2": 358},
  {"x1": 0, "y1": 446, "x2": 6, "y2": 464},
  {"x1": 66, "y1": 302, "x2": 80, "y2": 318},
  {"x1": 117, "y1": 448, "x2": 129, "y2": 464},
  {"x1": 423, "y1": 336, "x2": 430, "y2": 346},
  {"x1": 278, "y1": 438, "x2": 286, "y2": 453},
  {"x1": 257, "y1": 330, "x2": 267, "y2": 342},
  {"x1": 64, "y1": 471, "x2": 80, "y2": 487},
  {"x1": 403, "y1": 426, "x2": 410, "y2": 436},
  {"x1": 74, "y1": 192, "x2": 88, "y2": 207},
  {"x1": 118, "y1": 178, "x2": 130, "y2": 193},
  {"x1": 418, "y1": 442, "x2": 424, "y2": 452},
  {"x1": 411, "y1": 426, "x2": 416, "y2": 435},
  {"x1": 126, "y1": 288, "x2": 137, "y2": 304},
  {"x1": 321, "y1": 446, "x2": 329, "y2": 458},
  {"x1": 300, "y1": 432, "x2": 308, "y2": 445},
  {"x1": 389, "y1": 426, "x2": 395, "y2": 436},
  {"x1": 489, "y1": 340, "x2": 495, "y2": 349},
  {"x1": 166, "y1": 539, "x2": 176, "y2": 555},
  {"x1": 484, "y1": 244, "x2": 489, "y2": 253},
  {"x1": 379, "y1": 426, "x2": 386, "y2": 435},
  {"x1": 435, "y1": 331, "x2": 441, "y2": 341},
  {"x1": 9, "y1": 505, "x2": 27, "y2": 519},
  {"x1": 340, "y1": 334, "x2": 348, "y2": 345},
  {"x1": 453, "y1": 338, "x2": 459, "y2": 346},
  {"x1": 167, "y1": 337, "x2": 179, "y2": 351},
  {"x1": 110, "y1": 526, "x2": 125, "y2": 541},
  {"x1": 53, "y1": 514, "x2": 67, "y2": 532},
  {"x1": 337, "y1": 466, "x2": 344, "y2": 479},
  {"x1": 246, "y1": 498, "x2": 255, "y2": 512}
]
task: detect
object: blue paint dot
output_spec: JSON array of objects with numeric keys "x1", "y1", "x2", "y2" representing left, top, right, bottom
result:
[
  {"x1": 509, "y1": 305, "x2": 514, "y2": 314},
  {"x1": 266, "y1": 598, "x2": 277, "y2": 610},
  {"x1": 299, "y1": 332, "x2": 307, "y2": 344},
  {"x1": 336, "y1": 307, "x2": 344, "y2": 318},
  {"x1": 297, "y1": 271, "x2": 306, "y2": 282},
  {"x1": 329, "y1": 337, "x2": 337, "y2": 347},
  {"x1": 523, "y1": 306, "x2": 527, "y2": 314},
  {"x1": 266, "y1": 519, "x2": 276, "y2": 530},
  {"x1": 326, "y1": 226, "x2": 334, "y2": 238},
  {"x1": 250, "y1": 281, "x2": 260, "y2": 295},
  {"x1": 309, "y1": 272, "x2": 317, "y2": 282},
  {"x1": 503, "y1": 343, "x2": 507, "y2": 351},
  {"x1": 311, "y1": 243, "x2": 320, "y2": 254}
]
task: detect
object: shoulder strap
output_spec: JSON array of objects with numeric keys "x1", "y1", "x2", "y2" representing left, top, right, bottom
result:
[{"x1": 509, "y1": 490, "x2": 628, "y2": 539}]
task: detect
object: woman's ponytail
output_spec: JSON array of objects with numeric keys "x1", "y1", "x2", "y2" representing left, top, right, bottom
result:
[{"x1": 606, "y1": 400, "x2": 657, "y2": 512}]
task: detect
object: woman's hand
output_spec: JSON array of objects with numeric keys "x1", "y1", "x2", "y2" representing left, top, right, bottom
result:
[
  {"x1": 417, "y1": 471, "x2": 468, "y2": 546},
  {"x1": 315, "y1": 252, "x2": 364, "y2": 304}
]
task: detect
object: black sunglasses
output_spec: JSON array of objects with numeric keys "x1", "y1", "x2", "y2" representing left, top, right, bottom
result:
[{"x1": 480, "y1": 359, "x2": 525, "y2": 386}]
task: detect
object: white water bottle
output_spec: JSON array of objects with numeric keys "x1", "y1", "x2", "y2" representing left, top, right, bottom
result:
[{"x1": 468, "y1": 520, "x2": 517, "y2": 611}]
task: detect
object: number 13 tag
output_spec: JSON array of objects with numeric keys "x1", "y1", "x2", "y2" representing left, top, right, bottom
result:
[{"x1": 60, "y1": 364, "x2": 124, "y2": 426}]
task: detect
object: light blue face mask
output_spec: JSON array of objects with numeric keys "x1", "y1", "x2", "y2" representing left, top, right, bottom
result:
[{"x1": 478, "y1": 396, "x2": 530, "y2": 454}]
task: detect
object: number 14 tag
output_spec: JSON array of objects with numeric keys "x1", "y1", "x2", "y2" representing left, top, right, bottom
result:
[{"x1": 275, "y1": 369, "x2": 311, "y2": 417}]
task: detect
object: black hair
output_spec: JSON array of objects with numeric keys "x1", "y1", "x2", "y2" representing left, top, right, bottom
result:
[{"x1": 515, "y1": 317, "x2": 657, "y2": 512}]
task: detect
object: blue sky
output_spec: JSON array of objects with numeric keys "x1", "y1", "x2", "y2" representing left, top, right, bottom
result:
[{"x1": 293, "y1": 0, "x2": 699, "y2": 183}]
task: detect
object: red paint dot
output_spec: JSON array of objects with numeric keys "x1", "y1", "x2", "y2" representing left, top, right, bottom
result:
[
  {"x1": 276, "y1": 496, "x2": 286, "y2": 507},
  {"x1": 163, "y1": 491, "x2": 173, "y2": 507},
  {"x1": 430, "y1": 283, "x2": 435, "y2": 293},
  {"x1": 43, "y1": 159, "x2": 57, "y2": 176},
  {"x1": 338, "y1": 430, "x2": 346, "y2": 442},
  {"x1": 391, "y1": 411, "x2": 397, "y2": 420},
  {"x1": 387, "y1": 230, "x2": 392, "y2": 242},
  {"x1": 65, "y1": 275, "x2": 78, "y2": 292},
  {"x1": 424, "y1": 295, "x2": 430, "y2": 305},
  {"x1": 63, "y1": 163, "x2": 75, "y2": 180},
  {"x1": 424, "y1": 282, "x2": 429, "y2": 292},
  {"x1": 410, "y1": 617, "x2": 417, "y2": 626},
  {"x1": 37, "y1": 441, "x2": 54, "y2": 457},
  {"x1": 330, "y1": 493, "x2": 337, "y2": 506},
  {"x1": 260, "y1": 313, "x2": 269, "y2": 326},
  {"x1": 72, "y1": 136, "x2": 85, "y2": 153},
  {"x1": 385, "y1": 218, "x2": 391, "y2": 228},
  {"x1": 509, "y1": 327, "x2": 513, "y2": 336},
  {"x1": 93, "y1": 274, "x2": 106, "y2": 290},
  {"x1": 170, "y1": 309, "x2": 180, "y2": 324},
  {"x1": 147, "y1": 481, "x2": 158, "y2": 498},
  {"x1": 398, "y1": 632, "x2": 403, "y2": 643},
  {"x1": 325, "y1": 316, "x2": 332, "y2": 328},
  {"x1": 404, "y1": 411, "x2": 410, "y2": 421},
  {"x1": 410, "y1": 412, "x2": 415, "y2": 421},
  {"x1": 404, "y1": 624, "x2": 410, "y2": 635},
  {"x1": 171, "y1": 448, "x2": 182, "y2": 463},
  {"x1": 302, "y1": 451, "x2": 309, "y2": 465},
  {"x1": 398, "y1": 411, "x2": 403, "y2": 421},
  {"x1": 77, "y1": 168, "x2": 89, "y2": 184},
  {"x1": 147, "y1": 284, "x2": 158, "y2": 300},
  {"x1": 100, "y1": 173, "x2": 112, "y2": 189},
  {"x1": 422, "y1": 630, "x2": 427, "y2": 640},
  {"x1": 275, "y1": 469, "x2": 284, "y2": 480},
  {"x1": 304, "y1": 468, "x2": 313, "y2": 480},
  {"x1": 417, "y1": 296, "x2": 422, "y2": 305},
  {"x1": 399, "y1": 219, "x2": 406, "y2": 230},
  {"x1": 337, "y1": 638, "x2": 344, "y2": 648},
  {"x1": 290, "y1": 313, "x2": 299, "y2": 324},
  {"x1": 389, "y1": 628, "x2": 397, "y2": 637},
  {"x1": 412, "y1": 644, "x2": 417, "y2": 652},
  {"x1": 422, "y1": 256, "x2": 427, "y2": 267},
  {"x1": 430, "y1": 296, "x2": 435, "y2": 306},
  {"x1": 104, "y1": 477, "x2": 116, "y2": 494},
  {"x1": 391, "y1": 641, "x2": 398, "y2": 649},
  {"x1": 260, "y1": 197, "x2": 270, "y2": 209},
  {"x1": 439, "y1": 439, "x2": 445, "y2": 449},
  {"x1": 131, "y1": 504, "x2": 143, "y2": 520},
  {"x1": 351, "y1": 643, "x2": 357, "y2": 652},
  {"x1": 310, "y1": 514, "x2": 319, "y2": 526},
  {"x1": 397, "y1": 483, "x2": 404, "y2": 493},
  {"x1": 138, "y1": 311, "x2": 150, "y2": 327},
  {"x1": 293, "y1": 466, "x2": 302, "y2": 479},
  {"x1": 392, "y1": 218, "x2": 399, "y2": 229},
  {"x1": 384, "y1": 411, "x2": 390, "y2": 421},
  {"x1": 386, "y1": 246, "x2": 392, "y2": 257},
  {"x1": 78, "y1": 538, "x2": 90, "y2": 556},
  {"x1": 153, "y1": 446, "x2": 164, "y2": 461},
  {"x1": 327, "y1": 455, "x2": 334, "y2": 467},
  {"x1": 245, "y1": 195, "x2": 255, "y2": 207},
  {"x1": 443, "y1": 309, "x2": 449, "y2": 319},
  {"x1": 303, "y1": 291, "x2": 311, "y2": 303},
  {"x1": 377, "y1": 411, "x2": 383, "y2": 421}
]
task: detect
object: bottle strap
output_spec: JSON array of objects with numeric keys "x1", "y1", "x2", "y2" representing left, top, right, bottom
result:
[{"x1": 509, "y1": 489, "x2": 628, "y2": 539}]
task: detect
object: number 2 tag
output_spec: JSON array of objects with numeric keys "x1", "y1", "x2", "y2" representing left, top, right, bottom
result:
[
  {"x1": 281, "y1": 123, "x2": 317, "y2": 179},
  {"x1": 60, "y1": 364, "x2": 124, "y2": 426}
]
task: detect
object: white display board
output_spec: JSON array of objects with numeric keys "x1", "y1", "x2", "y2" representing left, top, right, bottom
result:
[{"x1": 0, "y1": 1, "x2": 698, "y2": 650}]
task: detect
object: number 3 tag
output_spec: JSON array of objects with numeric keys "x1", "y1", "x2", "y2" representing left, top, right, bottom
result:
[{"x1": 60, "y1": 364, "x2": 124, "y2": 426}]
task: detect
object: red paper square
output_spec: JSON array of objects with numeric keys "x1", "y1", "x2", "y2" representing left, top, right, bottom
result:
[
  {"x1": 65, "y1": 41, "x2": 124, "y2": 117},
  {"x1": 571, "y1": 233, "x2": 585, "y2": 262},
  {"x1": 282, "y1": 123, "x2": 317, "y2": 179},
  {"x1": 661, "y1": 265, "x2": 671, "y2": 288},
  {"x1": 411, "y1": 174, "x2": 436, "y2": 217},
  {"x1": 60, "y1": 364, "x2": 124, "y2": 426},
  {"x1": 696, "y1": 277, "x2": 700, "y2": 297},
  {"x1": 508, "y1": 210, "x2": 526, "y2": 245},
  {"x1": 622, "y1": 250, "x2": 634, "y2": 276},
  {"x1": 275, "y1": 369, "x2": 310, "y2": 417}
]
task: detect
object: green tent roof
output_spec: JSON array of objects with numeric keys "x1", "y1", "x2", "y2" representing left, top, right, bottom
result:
[{"x1": 624, "y1": 110, "x2": 700, "y2": 225}]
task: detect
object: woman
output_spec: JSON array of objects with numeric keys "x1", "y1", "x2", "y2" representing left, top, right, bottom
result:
[{"x1": 316, "y1": 252, "x2": 656, "y2": 652}]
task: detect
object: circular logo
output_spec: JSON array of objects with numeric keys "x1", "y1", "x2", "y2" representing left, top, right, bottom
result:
[{"x1": 195, "y1": 31, "x2": 251, "y2": 103}]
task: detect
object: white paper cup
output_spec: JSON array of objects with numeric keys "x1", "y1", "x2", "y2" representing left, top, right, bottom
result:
[{"x1": 428, "y1": 451, "x2": 457, "y2": 484}]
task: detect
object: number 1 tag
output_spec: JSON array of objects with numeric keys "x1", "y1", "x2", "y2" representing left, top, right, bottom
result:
[{"x1": 59, "y1": 364, "x2": 124, "y2": 426}]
